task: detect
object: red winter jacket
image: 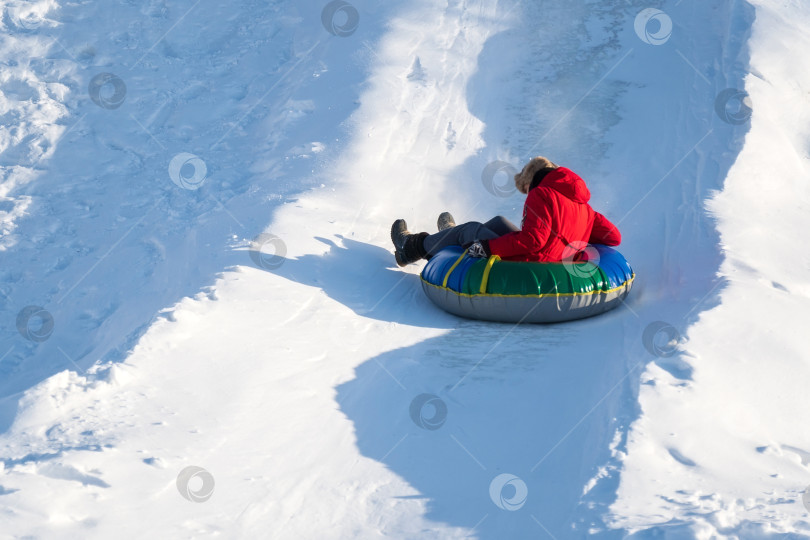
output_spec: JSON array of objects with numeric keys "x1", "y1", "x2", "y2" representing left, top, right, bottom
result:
[{"x1": 487, "y1": 167, "x2": 621, "y2": 262}]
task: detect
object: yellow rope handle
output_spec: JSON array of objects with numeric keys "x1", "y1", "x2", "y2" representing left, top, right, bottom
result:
[
  {"x1": 479, "y1": 255, "x2": 501, "y2": 294},
  {"x1": 442, "y1": 252, "x2": 468, "y2": 288}
]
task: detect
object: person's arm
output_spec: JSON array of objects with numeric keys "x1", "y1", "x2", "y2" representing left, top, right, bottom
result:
[
  {"x1": 486, "y1": 190, "x2": 553, "y2": 258},
  {"x1": 589, "y1": 211, "x2": 621, "y2": 246}
]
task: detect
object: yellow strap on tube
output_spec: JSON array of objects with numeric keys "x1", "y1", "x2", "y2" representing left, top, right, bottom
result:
[
  {"x1": 479, "y1": 255, "x2": 501, "y2": 294},
  {"x1": 442, "y1": 252, "x2": 468, "y2": 288}
]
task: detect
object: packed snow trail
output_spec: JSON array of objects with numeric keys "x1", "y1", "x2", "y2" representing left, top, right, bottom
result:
[
  {"x1": 2, "y1": 0, "x2": 809, "y2": 538},
  {"x1": 335, "y1": 0, "x2": 755, "y2": 536}
]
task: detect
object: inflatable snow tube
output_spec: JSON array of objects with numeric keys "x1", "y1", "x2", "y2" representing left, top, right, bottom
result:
[{"x1": 420, "y1": 245, "x2": 634, "y2": 323}]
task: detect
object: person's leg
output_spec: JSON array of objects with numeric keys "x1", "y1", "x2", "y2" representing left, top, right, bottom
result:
[
  {"x1": 393, "y1": 216, "x2": 520, "y2": 266},
  {"x1": 423, "y1": 220, "x2": 502, "y2": 256},
  {"x1": 482, "y1": 215, "x2": 519, "y2": 236}
]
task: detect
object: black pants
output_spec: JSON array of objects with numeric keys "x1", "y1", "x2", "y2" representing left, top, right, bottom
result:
[{"x1": 423, "y1": 216, "x2": 519, "y2": 256}]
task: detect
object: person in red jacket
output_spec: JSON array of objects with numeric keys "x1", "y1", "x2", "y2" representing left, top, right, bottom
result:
[{"x1": 391, "y1": 157, "x2": 621, "y2": 266}]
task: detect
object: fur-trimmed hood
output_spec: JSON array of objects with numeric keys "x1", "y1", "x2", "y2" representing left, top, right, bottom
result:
[{"x1": 514, "y1": 156, "x2": 558, "y2": 194}]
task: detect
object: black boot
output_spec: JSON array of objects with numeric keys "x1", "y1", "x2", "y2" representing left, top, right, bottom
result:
[
  {"x1": 437, "y1": 212, "x2": 456, "y2": 231},
  {"x1": 391, "y1": 219, "x2": 428, "y2": 267}
]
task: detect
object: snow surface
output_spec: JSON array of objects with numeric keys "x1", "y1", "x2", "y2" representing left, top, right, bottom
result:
[{"x1": 1, "y1": 0, "x2": 808, "y2": 538}]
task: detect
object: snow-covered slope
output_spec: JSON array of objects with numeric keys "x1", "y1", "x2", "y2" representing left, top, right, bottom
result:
[{"x1": 1, "y1": 0, "x2": 808, "y2": 538}]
